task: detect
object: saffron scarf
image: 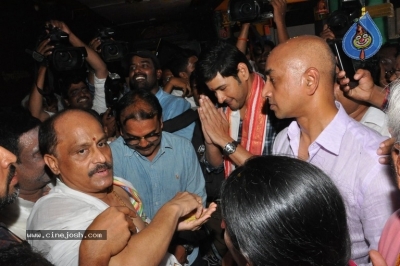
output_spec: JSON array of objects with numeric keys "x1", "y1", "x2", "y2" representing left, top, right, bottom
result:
[{"x1": 223, "y1": 73, "x2": 267, "y2": 177}]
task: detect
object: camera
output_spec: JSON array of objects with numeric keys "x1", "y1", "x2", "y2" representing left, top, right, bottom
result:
[
  {"x1": 326, "y1": 0, "x2": 361, "y2": 39},
  {"x1": 228, "y1": 0, "x2": 273, "y2": 22},
  {"x1": 97, "y1": 28, "x2": 129, "y2": 62},
  {"x1": 41, "y1": 25, "x2": 87, "y2": 72}
]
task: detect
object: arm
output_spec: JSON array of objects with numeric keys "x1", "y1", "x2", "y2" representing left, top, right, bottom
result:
[
  {"x1": 109, "y1": 192, "x2": 216, "y2": 266},
  {"x1": 338, "y1": 69, "x2": 387, "y2": 109},
  {"x1": 163, "y1": 77, "x2": 191, "y2": 97},
  {"x1": 236, "y1": 23, "x2": 250, "y2": 54},
  {"x1": 28, "y1": 39, "x2": 54, "y2": 121},
  {"x1": 48, "y1": 20, "x2": 108, "y2": 79},
  {"x1": 198, "y1": 95, "x2": 254, "y2": 167},
  {"x1": 271, "y1": 0, "x2": 289, "y2": 44},
  {"x1": 28, "y1": 66, "x2": 50, "y2": 122},
  {"x1": 79, "y1": 206, "x2": 137, "y2": 266}
]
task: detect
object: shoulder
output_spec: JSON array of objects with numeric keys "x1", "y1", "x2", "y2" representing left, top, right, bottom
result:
[
  {"x1": 157, "y1": 90, "x2": 190, "y2": 109},
  {"x1": 163, "y1": 131, "x2": 192, "y2": 147}
]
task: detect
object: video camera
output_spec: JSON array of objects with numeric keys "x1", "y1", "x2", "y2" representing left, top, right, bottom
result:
[
  {"x1": 228, "y1": 0, "x2": 273, "y2": 22},
  {"x1": 97, "y1": 28, "x2": 129, "y2": 62},
  {"x1": 40, "y1": 24, "x2": 87, "y2": 72}
]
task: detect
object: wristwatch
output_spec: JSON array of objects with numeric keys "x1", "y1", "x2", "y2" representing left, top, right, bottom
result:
[
  {"x1": 223, "y1": 141, "x2": 239, "y2": 155},
  {"x1": 182, "y1": 244, "x2": 194, "y2": 255}
]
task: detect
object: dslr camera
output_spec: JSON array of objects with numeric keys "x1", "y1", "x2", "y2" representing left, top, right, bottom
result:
[
  {"x1": 228, "y1": 0, "x2": 273, "y2": 22},
  {"x1": 97, "y1": 28, "x2": 129, "y2": 62},
  {"x1": 40, "y1": 24, "x2": 87, "y2": 72}
]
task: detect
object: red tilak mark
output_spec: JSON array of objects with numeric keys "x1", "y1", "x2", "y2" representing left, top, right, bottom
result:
[{"x1": 93, "y1": 137, "x2": 96, "y2": 141}]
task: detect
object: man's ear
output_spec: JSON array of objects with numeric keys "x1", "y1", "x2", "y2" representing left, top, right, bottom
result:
[
  {"x1": 237, "y1": 63, "x2": 250, "y2": 81},
  {"x1": 303, "y1": 67, "x2": 319, "y2": 96},
  {"x1": 156, "y1": 69, "x2": 163, "y2": 80},
  {"x1": 44, "y1": 154, "x2": 60, "y2": 175}
]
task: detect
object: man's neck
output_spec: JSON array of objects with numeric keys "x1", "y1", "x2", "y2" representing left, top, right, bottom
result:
[
  {"x1": 297, "y1": 101, "x2": 339, "y2": 159},
  {"x1": 239, "y1": 73, "x2": 256, "y2": 119},
  {"x1": 18, "y1": 185, "x2": 51, "y2": 203}
]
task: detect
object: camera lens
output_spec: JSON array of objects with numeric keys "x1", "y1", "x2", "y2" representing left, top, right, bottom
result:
[
  {"x1": 106, "y1": 44, "x2": 119, "y2": 56},
  {"x1": 240, "y1": 3, "x2": 253, "y2": 15},
  {"x1": 55, "y1": 51, "x2": 72, "y2": 63}
]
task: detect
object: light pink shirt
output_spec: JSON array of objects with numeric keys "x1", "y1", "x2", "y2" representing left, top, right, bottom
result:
[
  {"x1": 378, "y1": 210, "x2": 400, "y2": 266},
  {"x1": 273, "y1": 102, "x2": 400, "y2": 265}
]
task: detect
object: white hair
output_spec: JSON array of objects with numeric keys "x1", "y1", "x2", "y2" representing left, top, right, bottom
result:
[{"x1": 387, "y1": 79, "x2": 400, "y2": 142}]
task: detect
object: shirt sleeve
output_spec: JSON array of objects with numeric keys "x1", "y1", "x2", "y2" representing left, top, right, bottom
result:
[
  {"x1": 361, "y1": 164, "x2": 400, "y2": 251},
  {"x1": 92, "y1": 74, "x2": 107, "y2": 114}
]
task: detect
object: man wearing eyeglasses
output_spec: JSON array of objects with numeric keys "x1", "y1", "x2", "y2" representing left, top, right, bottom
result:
[{"x1": 110, "y1": 89, "x2": 206, "y2": 266}]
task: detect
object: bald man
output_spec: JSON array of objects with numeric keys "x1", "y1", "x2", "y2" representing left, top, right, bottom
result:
[{"x1": 262, "y1": 36, "x2": 400, "y2": 265}]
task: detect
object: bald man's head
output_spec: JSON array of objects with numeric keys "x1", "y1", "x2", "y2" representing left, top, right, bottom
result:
[
  {"x1": 262, "y1": 36, "x2": 338, "y2": 119},
  {"x1": 270, "y1": 36, "x2": 336, "y2": 85}
]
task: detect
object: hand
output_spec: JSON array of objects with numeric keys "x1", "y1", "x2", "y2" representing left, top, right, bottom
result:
[
  {"x1": 102, "y1": 108, "x2": 117, "y2": 138},
  {"x1": 370, "y1": 250, "x2": 388, "y2": 266},
  {"x1": 271, "y1": 0, "x2": 287, "y2": 25},
  {"x1": 177, "y1": 202, "x2": 217, "y2": 231},
  {"x1": 83, "y1": 206, "x2": 137, "y2": 257},
  {"x1": 89, "y1": 37, "x2": 102, "y2": 53},
  {"x1": 320, "y1": 24, "x2": 335, "y2": 41},
  {"x1": 166, "y1": 77, "x2": 192, "y2": 97},
  {"x1": 377, "y1": 137, "x2": 395, "y2": 165},
  {"x1": 198, "y1": 95, "x2": 230, "y2": 147},
  {"x1": 36, "y1": 38, "x2": 54, "y2": 57},
  {"x1": 338, "y1": 69, "x2": 379, "y2": 103},
  {"x1": 47, "y1": 20, "x2": 71, "y2": 35}
]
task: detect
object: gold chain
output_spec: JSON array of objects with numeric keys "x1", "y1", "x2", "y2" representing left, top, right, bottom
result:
[{"x1": 112, "y1": 190, "x2": 128, "y2": 208}]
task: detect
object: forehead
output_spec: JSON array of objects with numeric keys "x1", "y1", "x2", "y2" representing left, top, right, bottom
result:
[
  {"x1": 206, "y1": 72, "x2": 231, "y2": 91},
  {"x1": 124, "y1": 116, "x2": 160, "y2": 133},
  {"x1": 19, "y1": 127, "x2": 39, "y2": 147},
  {"x1": 131, "y1": 56, "x2": 154, "y2": 66},
  {"x1": 54, "y1": 112, "x2": 103, "y2": 144},
  {"x1": 68, "y1": 81, "x2": 87, "y2": 90}
]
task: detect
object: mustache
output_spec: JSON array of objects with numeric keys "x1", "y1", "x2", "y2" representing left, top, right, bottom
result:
[
  {"x1": 88, "y1": 162, "x2": 113, "y2": 177},
  {"x1": 134, "y1": 143, "x2": 154, "y2": 151}
]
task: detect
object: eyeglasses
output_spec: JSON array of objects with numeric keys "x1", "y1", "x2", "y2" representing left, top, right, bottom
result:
[{"x1": 123, "y1": 131, "x2": 161, "y2": 147}]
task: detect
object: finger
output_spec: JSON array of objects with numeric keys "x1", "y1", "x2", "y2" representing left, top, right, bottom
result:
[
  {"x1": 369, "y1": 250, "x2": 388, "y2": 266},
  {"x1": 113, "y1": 206, "x2": 138, "y2": 218}
]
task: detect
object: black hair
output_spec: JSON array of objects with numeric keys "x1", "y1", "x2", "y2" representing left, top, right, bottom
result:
[
  {"x1": 115, "y1": 89, "x2": 162, "y2": 126},
  {"x1": 38, "y1": 108, "x2": 101, "y2": 156},
  {"x1": 0, "y1": 107, "x2": 41, "y2": 158},
  {"x1": 168, "y1": 55, "x2": 189, "y2": 77},
  {"x1": 0, "y1": 242, "x2": 54, "y2": 266},
  {"x1": 58, "y1": 70, "x2": 87, "y2": 100},
  {"x1": 221, "y1": 155, "x2": 351, "y2": 266},
  {"x1": 197, "y1": 40, "x2": 253, "y2": 83}
]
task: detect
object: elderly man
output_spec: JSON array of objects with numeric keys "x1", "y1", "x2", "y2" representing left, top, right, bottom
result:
[
  {"x1": 375, "y1": 80, "x2": 400, "y2": 266},
  {"x1": 261, "y1": 35, "x2": 400, "y2": 265},
  {"x1": 27, "y1": 108, "x2": 214, "y2": 266},
  {"x1": 0, "y1": 108, "x2": 51, "y2": 239},
  {"x1": 110, "y1": 89, "x2": 206, "y2": 265}
]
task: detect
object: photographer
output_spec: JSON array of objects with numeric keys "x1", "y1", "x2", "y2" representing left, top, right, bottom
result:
[{"x1": 28, "y1": 20, "x2": 109, "y2": 122}]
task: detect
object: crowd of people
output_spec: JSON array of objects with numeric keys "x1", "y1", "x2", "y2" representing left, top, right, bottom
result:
[{"x1": 1, "y1": 0, "x2": 400, "y2": 265}]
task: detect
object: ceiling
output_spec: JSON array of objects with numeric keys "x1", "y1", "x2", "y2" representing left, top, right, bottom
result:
[{"x1": 76, "y1": 0, "x2": 195, "y2": 27}]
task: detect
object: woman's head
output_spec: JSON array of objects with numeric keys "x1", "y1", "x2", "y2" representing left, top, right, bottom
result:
[{"x1": 221, "y1": 155, "x2": 350, "y2": 266}]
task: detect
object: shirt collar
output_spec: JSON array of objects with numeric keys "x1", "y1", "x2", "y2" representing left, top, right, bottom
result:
[{"x1": 288, "y1": 101, "x2": 347, "y2": 156}]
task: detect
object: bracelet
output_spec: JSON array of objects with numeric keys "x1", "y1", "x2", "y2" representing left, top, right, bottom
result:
[{"x1": 237, "y1": 37, "x2": 248, "y2": 41}]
